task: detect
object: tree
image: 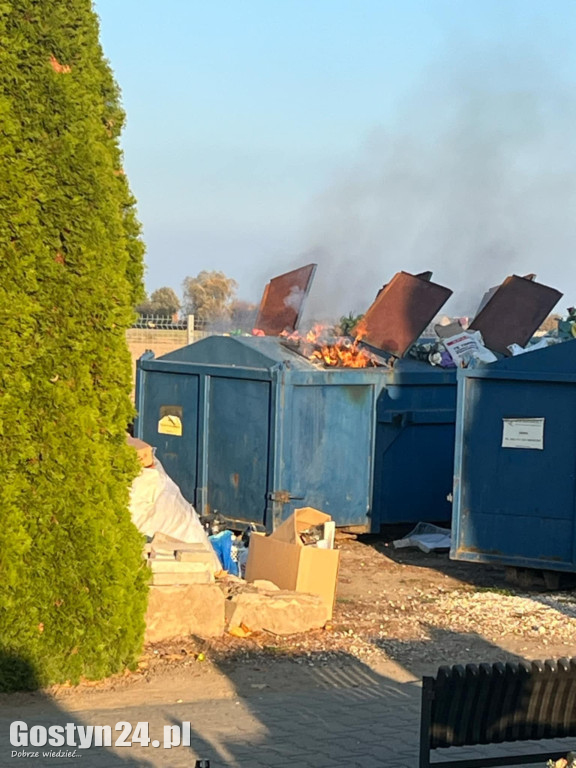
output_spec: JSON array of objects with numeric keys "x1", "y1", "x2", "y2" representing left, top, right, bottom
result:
[
  {"x1": 136, "y1": 287, "x2": 181, "y2": 317},
  {"x1": 338, "y1": 313, "x2": 365, "y2": 337},
  {"x1": 539, "y1": 313, "x2": 562, "y2": 334},
  {"x1": 0, "y1": 0, "x2": 148, "y2": 689},
  {"x1": 182, "y1": 270, "x2": 238, "y2": 325}
]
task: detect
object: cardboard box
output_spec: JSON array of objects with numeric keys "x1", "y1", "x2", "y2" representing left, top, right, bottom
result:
[
  {"x1": 245, "y1": 508, "x2": 340, "y2": 618},
  {"x1": 126, "y1": 435, "x2": 154, "y2": 468}
]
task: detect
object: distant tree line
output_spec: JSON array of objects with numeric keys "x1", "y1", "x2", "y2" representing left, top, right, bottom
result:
[
  {"x1": 136, "y1": 286, "x2": 181, "y2": 317},
  {"x1": 137, "y1": 270, "x2": 258, "y2": 330}
]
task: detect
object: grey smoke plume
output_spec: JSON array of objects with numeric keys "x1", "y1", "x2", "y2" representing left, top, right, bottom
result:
[
  {"x1": 298, "y1": 45, "x2": 576, "y2": 320},
  {"x1": 284, "y1": 284, "x2": 306, "y2": 311}
]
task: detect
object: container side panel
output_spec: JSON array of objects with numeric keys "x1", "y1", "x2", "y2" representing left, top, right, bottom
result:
[
  {"x1": 378, "y1": 377, "x2": 457, "y2": 416},
  {"x1": 139, "y1": 372, "x2": 200, "y2": 504},
  {"x1": 207, "y1": 378, "x2": 271, "y2": 523},
  {"x1": 455, "y1": 378, "x2": 576, "y2": 566},
  {"x1": 286, "y1": 385, "x2": 373, "y2": 526},
  {"x1": 457, "y1": 512, "x2": 573, "y2": 562},
  {"x1": 374, "y1": 379, "x2": 457, "y2": 525},
  {"x1": 374, "y1": 422, "x2": 455, "y2": 524}
]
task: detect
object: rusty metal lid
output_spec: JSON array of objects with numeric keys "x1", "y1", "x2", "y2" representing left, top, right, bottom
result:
[
  {"x1": 255, "y1": 264, "x2": 317, "y2": 335},
  {"x1": 469, "y1": 274, "x2": 563, "y2": 355},
  {"x1": 360, "y1": 271, "x2": 453, "y2": 357}
]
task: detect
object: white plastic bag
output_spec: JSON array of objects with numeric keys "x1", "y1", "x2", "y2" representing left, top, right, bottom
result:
[
  {"x1": 129, "y1": 458, "x2": 220, "y2": 571},
  {"x1": 443, "y1": 330, "x2": 497, "y2": 366},
  {"x1": 508, "y1": 337, "x2": 557, "y2": 356}
]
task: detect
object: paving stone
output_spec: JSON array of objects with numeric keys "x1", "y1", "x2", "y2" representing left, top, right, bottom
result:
[{"x1": 0, "y1": 673, "x2": 566, "y2": 768}]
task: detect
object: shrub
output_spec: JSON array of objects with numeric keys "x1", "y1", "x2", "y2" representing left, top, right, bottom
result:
[{"x1": 0, "y1": 0, "x2": 149, "y2": 689}]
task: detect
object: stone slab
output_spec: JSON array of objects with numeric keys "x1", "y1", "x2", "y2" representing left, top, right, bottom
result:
[
  {"x1": 151, "y1": 570, "x2": 213, "y2": 586},
  {"x1": 145, "y1": 584, "x2": 225, "y2": 641},
  {"x1": 225, "y1": 590, "x2": 329, "y2": 635},
  {"x1": 149, "y1": 560, "x2": 211, "y2": 573}
]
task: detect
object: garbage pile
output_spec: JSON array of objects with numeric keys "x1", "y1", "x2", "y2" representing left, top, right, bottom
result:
[
  {"x1": 245, "y1": 507, "x2": 339, "y2": 618},
  {"x1": 557, "y1": 307, "x2": 576, "y2": 340},
  {"x1": 127, "y1": 435, "x2": 222, "y2": 580},
  {"x1": 251, "y1": 264, "x2": 566, "y2": 370},
  {"x1": 127, "y1": 436, "x2": 340, "y2": 640},
  {"x1": 280, "y1": 325, "x2": 383, "y2": 368},
  {"x1": 406, "y1": 273, "x2": 566, "y2": 368},
  {"x1": 408, "y1": 319, "x2": 497, "y2": 369},
  {"x1": 204, "y1": 521, "x2": 253, "y2": 579}
]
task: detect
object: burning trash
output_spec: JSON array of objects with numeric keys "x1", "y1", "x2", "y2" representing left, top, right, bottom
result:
[
  {"x1": 309, "y1": 337, "x2": 377, "y2": 368},
  {"x1": 279, "y1": 323, "x2": 382, "y2": 369},
  {"x1": 251, "y1": 265, "x2": 565, "y2": 371}
]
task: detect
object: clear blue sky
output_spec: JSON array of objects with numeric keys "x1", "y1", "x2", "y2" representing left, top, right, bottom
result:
[{"x1": 95, "y1": 0, "x2": 576, "y2": 317}]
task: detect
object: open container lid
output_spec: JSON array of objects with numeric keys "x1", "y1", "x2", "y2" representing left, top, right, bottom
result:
[
  {"x1": 469, "y1": 274, "x2": 563, "y2": 356},
  {"x1": 359, "y1": 271, "x2": 453, "y2": 357},
  {"x1": 255, "y1": 263, "x2": 317, "y2": 336}
]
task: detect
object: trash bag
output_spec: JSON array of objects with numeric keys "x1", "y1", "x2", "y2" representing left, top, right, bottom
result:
[
  {"x1": 209, "y1": 530, "x2": 239, "y2": 576},
  {"x1": 443, "y1": 330, "x2": 497, "y2": 367}
]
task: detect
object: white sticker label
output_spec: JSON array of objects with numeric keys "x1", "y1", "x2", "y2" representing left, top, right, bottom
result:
[{"x1": 502, "y1": 418, "x2": 544, "y2": 450}]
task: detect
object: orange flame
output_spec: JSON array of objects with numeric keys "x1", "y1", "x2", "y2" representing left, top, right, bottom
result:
[
  {"x1": 353, "y1": 319, "x2": 368, "y2": 342},
  {"x1": 281, "y1": 324, "x2": 377, "y2": 368}
]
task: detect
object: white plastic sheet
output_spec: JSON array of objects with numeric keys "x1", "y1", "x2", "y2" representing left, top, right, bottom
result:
[
  {"x1": 129, "y1": 458, "x2": 220, "y2": 571},
  {"x1": 393, "y1": 522, "x2": 451, "y2": 553}
]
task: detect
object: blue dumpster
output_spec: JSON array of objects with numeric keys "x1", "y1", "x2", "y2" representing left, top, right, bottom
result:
[
  {"x1": 451, "y1": 340, "x2": 576, "y2": 571},
  {"x1": 135, "y1": 335, "x2": 386, "y2": 531},
  {"x1": 134, "y1": 334, "x2": 459, "y2": 530},
  {"x1": 373, "y1": 359, "x2": 457, "y2": 525}
]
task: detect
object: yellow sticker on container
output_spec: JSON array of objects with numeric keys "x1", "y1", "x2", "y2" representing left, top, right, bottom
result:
[{"x1": 158, "y1": 415, "x2": 182, "y2": 436}]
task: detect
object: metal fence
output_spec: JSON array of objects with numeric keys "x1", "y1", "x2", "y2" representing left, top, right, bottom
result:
[{"x1": 131, "y1": 314, "x2": 204, "y2": 331}]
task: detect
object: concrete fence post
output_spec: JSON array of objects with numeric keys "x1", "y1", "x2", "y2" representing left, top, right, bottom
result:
[{"x1": 187, "y1": 314, "x2": 195, "y2": 345}]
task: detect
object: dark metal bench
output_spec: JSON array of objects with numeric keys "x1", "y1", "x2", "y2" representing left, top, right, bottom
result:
[{"x1": 420, "y1": 658, "x2": 576, "y2": 768}]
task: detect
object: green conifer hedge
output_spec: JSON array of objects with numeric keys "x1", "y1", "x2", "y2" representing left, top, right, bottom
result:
[{"x1": 0, "y1": 0, "x2": 149, "y2": 690}]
